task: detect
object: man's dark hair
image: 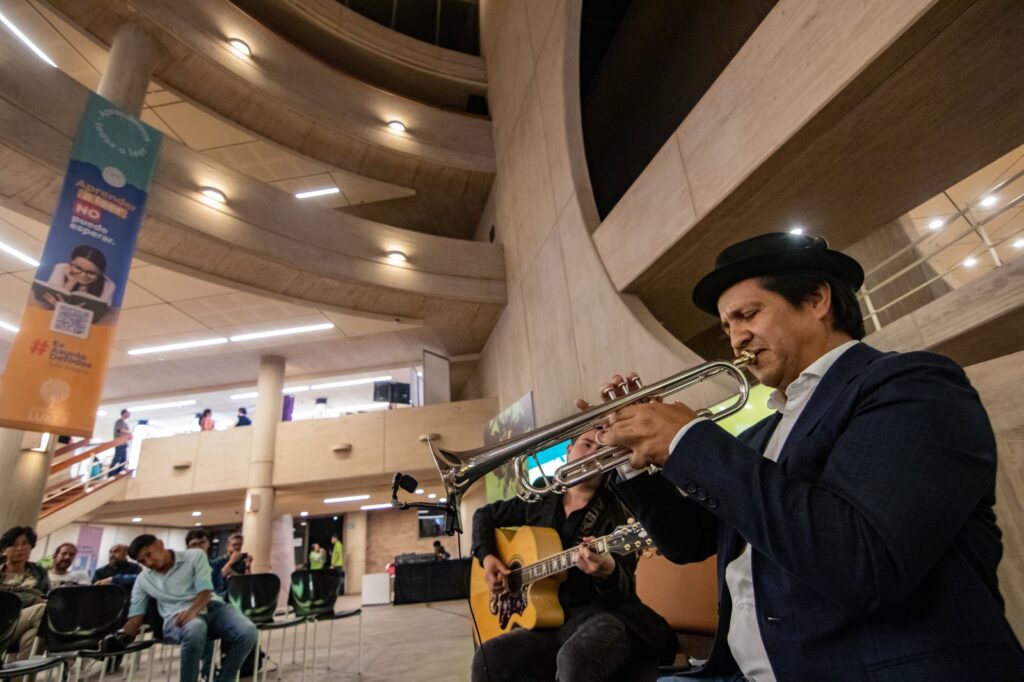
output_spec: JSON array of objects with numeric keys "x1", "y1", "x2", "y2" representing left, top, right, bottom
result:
[
  {"x1": 54, "y1": 542, "x2": 77, "y2": 556},
  {"x1": 0, "y1": 526, "x2": 37, "y2": 552},
  {"x1": 238, "y1": 407, "x2": 247, "y2": 415},
  {"x1": 120, "y1": 409, "x2": 129, "y2": 417},
  {"x1": 128, "y1": 534, "x2": 158, "y2": 560},
  {"x1": 229, "y1": 533, "x2": 243, "y2": 543},
  {"x1": 185, "y1": 528, "x2": 209, "y2": 545},
  {"x1": 758, "y1": 271, "x2": 866, "y2": 340}
]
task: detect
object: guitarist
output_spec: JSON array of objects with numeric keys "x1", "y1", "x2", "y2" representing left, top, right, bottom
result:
[{"x1": 471, "y1": 429, "x2": 676, "y2": 681}]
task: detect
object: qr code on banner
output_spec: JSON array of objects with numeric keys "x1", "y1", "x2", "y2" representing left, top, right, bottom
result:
[{"x1": 50, "y1": 301, "x2": 94, "y2": 339}]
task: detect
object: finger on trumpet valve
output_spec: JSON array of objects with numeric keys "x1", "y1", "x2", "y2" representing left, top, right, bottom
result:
[
  {"x1": 627, "y1": 375, "x2": 642, "y2": 391},
  {"x1": 601, "y1": 386, "x2": 617, "y2": 401},
  {"x1": 616, "y1": 380, "x2": 629, "y2": 395}
]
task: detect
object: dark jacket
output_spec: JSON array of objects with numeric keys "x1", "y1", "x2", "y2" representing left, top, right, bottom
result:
[
  {"x1": 473, "y1": 483, "x2": 677, "y2": 661},
  {"x1": 92, "y1": 560, "x2": 142, "y2": 584},
  {"x1": 616, "y1": 343, "x2": 1024, "y2": 680},
  {"x1": 0, "y1": 561, "x2": 50, "y2": 606}
]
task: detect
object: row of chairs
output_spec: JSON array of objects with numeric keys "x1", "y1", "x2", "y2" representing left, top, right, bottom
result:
[{"x1": 0, "y1": 570, "x2": 360, "y2": 682}]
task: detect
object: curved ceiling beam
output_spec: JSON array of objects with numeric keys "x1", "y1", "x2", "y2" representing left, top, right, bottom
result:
[
  {"x1": 49, "y1": 0, "x2": 495, "y2": 238},
  {"x1": 0, "y1": 43, "x2": 506, "y2": 323},
  {"x1": 232, "y1": 0, "x2": 488, "y2": 111}
]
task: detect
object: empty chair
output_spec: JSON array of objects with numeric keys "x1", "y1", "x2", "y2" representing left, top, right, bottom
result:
[
  {"x1": 226, "y1": 573, "x2": 302, "y2": 682},
  {"x1": 41, "y1": 585, "x2": 153, "y2": 681},
  {"x1": 0, "y1": 591, "x2": 65, "y2": 681},
  {"x1": 288, "y1": 570, "x2": 361, "y2": 678}
]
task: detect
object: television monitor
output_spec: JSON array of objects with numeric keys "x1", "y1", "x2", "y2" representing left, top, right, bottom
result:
[{"x1": 373, "y1": 381, "x2": 411, "y2": 404}]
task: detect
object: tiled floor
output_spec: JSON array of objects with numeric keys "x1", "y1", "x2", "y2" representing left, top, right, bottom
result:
[{"x1": 132, "y1": 595, "x2": 476, "y2": 682}]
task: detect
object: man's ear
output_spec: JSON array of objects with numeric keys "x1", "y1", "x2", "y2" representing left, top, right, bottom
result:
[{"x1": 808, "y1": 283, "x2": 832, "y2": 322}]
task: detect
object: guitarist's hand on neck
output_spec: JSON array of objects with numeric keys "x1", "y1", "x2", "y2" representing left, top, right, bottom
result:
[
  {"x1": 482, "y1": 554, "x2": 511, "y2": 594},
  {"x1": 576, "y1": 536, "x2": 616, "y2": 578}
]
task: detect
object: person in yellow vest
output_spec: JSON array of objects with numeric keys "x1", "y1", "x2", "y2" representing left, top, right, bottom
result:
[
  {"x1": 330, "y1": 534, "x2": 345, "y2": 594},
  {"x1": 308, "y1": 543, "x2": 326, "y2": 571}
]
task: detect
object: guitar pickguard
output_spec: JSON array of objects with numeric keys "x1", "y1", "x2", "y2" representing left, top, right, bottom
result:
[{"x1": 494, "y1": 590, "x2": 528, "y2": 630}]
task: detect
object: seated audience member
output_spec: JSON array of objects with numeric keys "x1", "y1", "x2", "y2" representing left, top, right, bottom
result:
[
  {"x1": 48, "y1": 542, "x2": 90, "y2": 587},
  {"x1": 210, "y1": 534, "x2": 251, "y2": 597},
  {"x1": 471, "y1": 431, "x2": 676, "y2": 682},
  {"x1": 93, "y1": 543, "x2": 143, "y2": 588},
  {"x1": 0, "y1": 527, "x2": 49, "y2": 659},
  {"x1": 185, "y1": 528, "x2": 211, "y2": 555},
  {"x1": 119, "y1": 534, "x2": 257, "y2": 682},
  {"x1": 432, "y1": 540, "x2": 450, "y2": 560}
]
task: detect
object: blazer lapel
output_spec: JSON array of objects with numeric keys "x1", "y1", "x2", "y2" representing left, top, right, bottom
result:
[{"x1": 776, "y1": 343, "x2": 884, "y2": 464}]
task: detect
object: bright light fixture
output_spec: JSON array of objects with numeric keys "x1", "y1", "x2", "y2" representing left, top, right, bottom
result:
[
  {"x1": 128, "y1": 338, "x2": 228, "y2": 355},
  {"x1": 360, "y1": 503, "x2": 394, "y2": 511},
  {"x1": 789, "y1": 226, "x2": 805, "y2": 235},
  {"x1": 324, "y1": 494, "x2": 371, "y2": 504},
  {"x1": 1013, "y1": 238, "x2": 1024, "y2": 249},
  {"x1": 200, "y1": 187, "x2": 227, "y2": 204},
  {"x1": 0, "y1": 320, "x2": 18, "y2": 334},
  {"x1": 96, "y1": 409, "x2": 107, "y2": 417},
  {"x1": 439, "y1": 498, "x2": 447, "y2": 503},
  {"x1": 0, "y1": 11, "x2": 57, "y2": 67},
  {"x1": 295, "y1": 187, "x2": 340, "y2": 199},
  {"x1": 386, "y1": 120, "x2": 407, "y2": 133},
  {"x1": 386, "y1": 250, "x2": 408, "y2": 264},
  {"x1": 928, "y1": 219, "x2": 944, "y2": 230},
  {"x1": 195, "y1": 522, "x2": 202, "y2": 527},
  {"x1": 229, "y1": 322, "x2": 334, "y2": 342},
  {"x1": 230, "y1": 392, "x2": 258, "y2": 401},
  {"x1": 427, "y1": 493, "x2": 437, "y2": 499},
  {"x1": 310, "y1": 375, "x2": 392, "y2": 391},
  {"x1": 127, "y1": 400, "x2": 197, "y2": 412},
  {"x1": 963, "y1": 257, "x2": 978, "y2": 268},
  {"x1": 191, "y1": 511, "x2": 202, "y2": 517},
  {"x1": 299, "y1": 511, "x2": 309, "y2": 517},
  {"x1": 0, "y1": 240, "x2": 40, "y2": 267},
  {"x1": 228, "y1": 39, "x2": 251, "y2": 58},
  {"x1": 979, "y1": 195, "x2": 997, "y2": 208},
  {"x1": 283, "y1": 385, "x2": 310, "y2": 393},
  {"x1": 132, "y1": 517, "x2": 142, "y2": 523},
  {"x1": 414, "y1": 488, "x2": 424, "y2": 495}
]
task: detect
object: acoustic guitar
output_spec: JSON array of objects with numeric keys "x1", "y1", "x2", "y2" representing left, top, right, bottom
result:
[{"x1": 469, "y1": 521, "x2": 654, "y2": 643}]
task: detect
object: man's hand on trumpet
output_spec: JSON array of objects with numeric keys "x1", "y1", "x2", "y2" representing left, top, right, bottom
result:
[{"x1": 576, "y1": 373, "x2": 702, "y2": 470}]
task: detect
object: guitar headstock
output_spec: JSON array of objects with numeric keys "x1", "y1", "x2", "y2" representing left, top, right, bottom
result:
[{"x1": 604, "y1": 521, "x2": 654, "y2": 556}]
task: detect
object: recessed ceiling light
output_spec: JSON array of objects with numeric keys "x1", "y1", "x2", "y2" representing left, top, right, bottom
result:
[
  {"x1": 126, "y1": 400, "x2": 197, "y2": 412},
  {"x1": 295, "y1": 187, "x2": 340, "y2": 199},
  {"x1": 229, "y1": 322, "x2": 334, "y2": 342},
  {"x1": 928, "y1": 219, "x2": 944, "y2": 230},
  {"x1": 0, "y1": 240, "x2": 41, "y2": 267},
  {"x1": 191, "y1": 511, "x2": 202, "y2": 517},
  {"x1": 228, "y1": 39, "x2": 251, "y2": 58},
  {"x1": 283, "y1": 385, "x2": 310, "y2": 393},
  {"x1": 128, "y1": 338, "x2": 229, "y2": 355},
  {"x1": 310, "y1": 375, "x2": 392, "y2": 390},
  {"x1": 386, "y1": 250, "x2": 408, "y2": 264},
  {"x1": 200, "y1": 187, "x2": 227, "y2": 205},
  {"x1": 131, "y1": 517, "x2": 142, "y2": 523},
  {"x1": 963, "y1": 257, "x2": 978, "y2": 268},
  {"x1": 980, "y1": 195, "x2": 997, "y2": 208},
  {"x1": 386, "y1": 120, "x2": 407, "y2": 133},
  {"x1": 1014, "y1": 238, "x2": 1024, "y2": 249},
  {"x1": 300, "y1": 521, "x2": 307, "y2": 526},
  {"x1": 332, "y1": 515, "x2": 338, "y2": 520},
  {"x1": 230, "y1": 391, "x2": 259, "y2": 401},
  {"x1": 439, "y1": 498, "x2": 447, "y2": 503},
  {"x1": 0, "y1": 320, "x2": 18, "y2": 334},
  {"x1": 360, "y1": 503, "x2": 394, "y2": 511},
  {"x1": 0, "y1": 11, "x2": 57, "y2": 67},
  {"x1": 415, "y1": 489, "x2": 424, "y2": 495},
  {"x1": 194, "y1": 522, "x2": 202, "y2": 527},
  {"x1": 96, "y1": 409, "x2": 108, "y2": 417},
  {"x1": 299, "y1": 511, "x2": 309, "y2": 517},
  {"x1": 324, "y1": 494, "x2": 371, "y2": 504},
  {"x1": 427, "y1": 493, "x2": 437, "y2": 499},
  {"x1": 789, "y1": 226, "x2": 805, "y2": 235}
]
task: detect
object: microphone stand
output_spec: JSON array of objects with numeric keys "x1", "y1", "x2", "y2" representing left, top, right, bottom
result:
[{"x1": 390, "y1": 472, "x2": 462, "y2": 535}]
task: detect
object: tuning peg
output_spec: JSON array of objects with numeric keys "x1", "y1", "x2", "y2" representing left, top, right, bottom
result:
[{"x1": 627, "y1": 517, "x2": 635, "y2": 524}]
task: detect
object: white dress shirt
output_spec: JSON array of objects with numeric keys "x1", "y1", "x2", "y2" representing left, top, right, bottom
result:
[{"x1": 672, "y1": 340, "x2": 859, "y2": 681}]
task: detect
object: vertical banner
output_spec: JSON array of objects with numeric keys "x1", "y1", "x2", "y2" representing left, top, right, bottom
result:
[
  {"x1": 0, "y1": 92, "x2": 162, "y2": 436},
  {"x1": 75, "y1": 524, "x2": 104, "y2": 576}
]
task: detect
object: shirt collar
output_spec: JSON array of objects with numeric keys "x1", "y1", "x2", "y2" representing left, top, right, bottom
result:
[{"x1": 767, "y1": 340, "x2": 859, "y2": 412}]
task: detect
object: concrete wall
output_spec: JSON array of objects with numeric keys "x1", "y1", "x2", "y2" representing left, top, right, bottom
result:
[{"x1": 32, "y1": 521, "x2": 189, "y2": 571}]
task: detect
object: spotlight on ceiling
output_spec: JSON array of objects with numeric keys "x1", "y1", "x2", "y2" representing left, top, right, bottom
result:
[
  {"x1": 386, "y1": 120, "x2": 407, "y2": 133},
  {"x1": 299, "y1": 511, "x2": 309, "y2": 517},
  {"x1": 980, "y1": 195, "x2": 997, "y2": 208},
  {"x1": 131, "y1": 517, "x2": 142, "y2": 523},
  {"x1": 191, "y1": 511, "x2": 202, "y2": 517},
  {"x1": 200, "y1": 187, "x2": 227, "y2": 205},
  {"x1": 228, "y1": 39, "x2": 251, "y2": 58},
  {"x1": 963, "y1": 257, "x2": 978, "y2": 268},
  {"x1": 928, "y1": 219, "x2": 944, "y2": 230},
  {"x1": 386, "y1": 250, "x2": 408, "y2": 264},
  {"x1": 1014, "y1": 238, "x2": 1024, "y2": 249}
]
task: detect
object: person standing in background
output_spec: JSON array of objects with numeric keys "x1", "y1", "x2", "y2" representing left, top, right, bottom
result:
[
  {"x1": 308, "y1": 543, "x2": 326, "y2": 571},
  {"x1": 199, "y1": 409, "x2": 215, "y2": 431},
  {"x1": 235, "y1": 407, "x2": 251, "y2": 427},
  {"x1": 110, "y1": 408, "x2": 131, "y2": 477}
]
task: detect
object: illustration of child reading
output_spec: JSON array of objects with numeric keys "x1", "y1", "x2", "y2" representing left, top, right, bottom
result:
[{"x1": 32, "y1": 245, "x2": 116, "y2": 326}]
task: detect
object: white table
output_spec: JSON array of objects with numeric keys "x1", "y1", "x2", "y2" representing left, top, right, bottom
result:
[{"x1": 361, "y1": 572, "x2": 391, "y2": 605}]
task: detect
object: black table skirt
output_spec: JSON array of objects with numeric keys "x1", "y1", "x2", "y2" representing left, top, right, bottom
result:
[{"x1": 393, "y1": 558, "x2": 472, "y2": 605}]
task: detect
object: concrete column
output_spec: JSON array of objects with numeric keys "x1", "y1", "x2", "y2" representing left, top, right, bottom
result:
[
  {"x1": 0, "y1": 430, "x2": 55, "y2": 531},
  {"x1": 242, "y1": 355, "x2": 285, "y2": 573},
  {"x1": 343, "y1": 511, "x2": 367, "y2": 595},
  {"x1": 97, "y1": 23, "x2": 159, "y2": 116}
]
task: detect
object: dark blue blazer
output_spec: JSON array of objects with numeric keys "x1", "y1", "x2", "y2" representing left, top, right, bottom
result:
[{"x1": 616, "y1": 343, "x2": 1024, "y2": 681}]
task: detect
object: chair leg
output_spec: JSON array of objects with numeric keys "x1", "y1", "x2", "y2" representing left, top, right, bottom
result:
[
  {"x1": 310, "y1": 621, "x2": 317, "y2": 678},
  {"x1": 326, "y1": 619, "x2": 334, "y2": 671},
  {"x1": 145, "y1": 645, "x2": 155, "y2": 682},
  {"x1": 357, "y1": 612, "x2": 362, "y2": 676},
  {"x1": 74, "y1": 657, "x2": 83, "y2": 682}
]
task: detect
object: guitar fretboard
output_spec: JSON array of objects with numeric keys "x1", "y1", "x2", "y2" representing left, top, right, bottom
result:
[{"x1": 513, "y1": 536, "x2": 609, "y2": 586}]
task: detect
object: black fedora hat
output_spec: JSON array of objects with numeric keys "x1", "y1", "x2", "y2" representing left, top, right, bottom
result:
[{"x1": 691, "y1": 233, "x2": 864, "y2": 315}]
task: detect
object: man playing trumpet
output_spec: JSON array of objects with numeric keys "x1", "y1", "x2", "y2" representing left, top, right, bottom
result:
[{"x1": 592, "y1": 232, "x2": 1023, "y2": 681}]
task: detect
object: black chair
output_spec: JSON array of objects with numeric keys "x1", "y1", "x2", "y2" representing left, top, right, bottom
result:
[
  {"x1": 0, "y1": 592, "x2": 65, "y2": 680},
  {"x1": 227, "y1": 574, "x2": 303, "y2": 682},
  {"x1": 288, "y1": 570, "x2": 361, "y2": 677},
  {"x1": 41, "y1": 585, "x2": 153, "y2": 681}
]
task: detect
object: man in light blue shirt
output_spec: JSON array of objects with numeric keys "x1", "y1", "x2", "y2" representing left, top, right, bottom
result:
[{"x1": 120, "y1": 535, "x2": 256, "y2": 682}]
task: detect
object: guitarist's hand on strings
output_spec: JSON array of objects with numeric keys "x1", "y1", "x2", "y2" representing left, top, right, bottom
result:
[
  {"x1": 577, "y1": 536, "x2": 615, "y2": 578},
  {"x1": 482, "y1": 554, "x2": 511, "y2": 594}
]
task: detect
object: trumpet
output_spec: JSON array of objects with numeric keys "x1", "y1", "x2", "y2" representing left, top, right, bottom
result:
[{"x1": 425, "y1": 351, "x2": 756, "y2": 509}]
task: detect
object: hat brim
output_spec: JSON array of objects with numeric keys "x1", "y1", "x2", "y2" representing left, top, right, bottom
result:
[{"x1": 691, "y1": 250, "x2": 864, "y2": 316}]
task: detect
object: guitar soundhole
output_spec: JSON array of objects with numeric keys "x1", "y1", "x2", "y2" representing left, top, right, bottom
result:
[{"x1": 497, "y1": 562, "x2": 527, "y2": 630}]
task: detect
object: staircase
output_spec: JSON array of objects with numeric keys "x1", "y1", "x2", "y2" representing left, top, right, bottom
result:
[{"x1": 36, "y1": 435, "x2": 131, "y2": 536}]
